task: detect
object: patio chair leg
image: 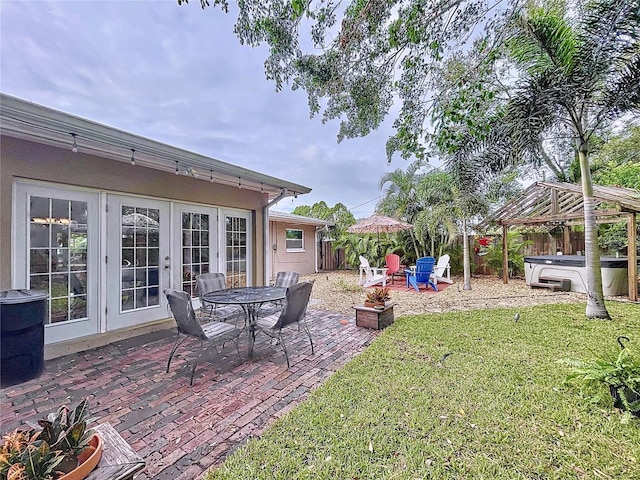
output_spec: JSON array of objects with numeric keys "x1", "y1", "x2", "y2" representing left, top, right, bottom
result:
[
  {"x1": 225, "y1": 330, "x2": 242, "y2": 358},
  {"x1": 278, "y1": 334, "x2": 290, "y2": 368},
  {"x1": 303, "y1": 321, "x2": 314, "y2": 355},
  {"x1": 166, "y1": 335, "x2": 188, "y2": 373},
  {"x1": 189, "y1": 340, "x2": 208, "y2": 386}
]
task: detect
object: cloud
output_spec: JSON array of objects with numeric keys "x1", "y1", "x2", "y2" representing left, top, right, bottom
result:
[{"x1": 0, "y1": 0, "x2": 402, "y2": 219}]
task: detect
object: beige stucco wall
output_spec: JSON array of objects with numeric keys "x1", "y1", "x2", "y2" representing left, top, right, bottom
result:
[
  {"x1": 269, "y1": 221, "x2": 318, "y2": 278},
  {"x1": 0, "y1": 135, "x2": 267, "y2": 289}
]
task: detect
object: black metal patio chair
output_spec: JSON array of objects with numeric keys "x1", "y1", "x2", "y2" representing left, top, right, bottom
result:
[
  {"x1": 258, "y1": 270, "x2": 301, "y2": 317},
  {"x1": 274, "y1": 271, "x2": 300, "y2": 288},
  {"x1": 164, "y1": 289, "x2": 242, "y2": 385},
  {"x1": 250, "y1": 281, "x2": 314, "y2": 367},
  {"x1": 196, "y1": 272, "x2": 243, "y2": 323}
]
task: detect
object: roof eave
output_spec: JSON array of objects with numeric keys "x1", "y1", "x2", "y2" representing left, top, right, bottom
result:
[{"x1": 0, "y1": 93, "x2": 311, "y2": 201}]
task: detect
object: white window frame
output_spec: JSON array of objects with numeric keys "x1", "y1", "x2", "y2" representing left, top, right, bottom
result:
[{"x1": 285, "y1": 228, "x2": 304, "y2": 252}]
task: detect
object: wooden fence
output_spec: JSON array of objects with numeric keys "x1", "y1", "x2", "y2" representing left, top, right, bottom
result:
[{"x1": 319, "y1": 231, "x2": 589, "y2": 275}]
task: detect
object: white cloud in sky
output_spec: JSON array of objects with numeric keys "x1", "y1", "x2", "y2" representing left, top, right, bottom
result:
[{"x1": 0, "y1": 0, "x2": 401, "y2": 218}]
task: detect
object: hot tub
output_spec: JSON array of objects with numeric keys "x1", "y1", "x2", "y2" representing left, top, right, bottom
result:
[{"x1": 524, "y1": 255, "x2": 629, "y2": 296}]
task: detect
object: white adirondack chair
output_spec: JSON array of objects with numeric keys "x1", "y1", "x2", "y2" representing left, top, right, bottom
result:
[
  {"x1": 358, "y1": 255, "x2": 388, "y2": 288},
  {"x1": 431, "y1": 254, "x2": 453, "y2": 284}
]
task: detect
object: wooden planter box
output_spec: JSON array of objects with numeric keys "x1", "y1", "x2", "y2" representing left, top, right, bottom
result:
[{"x1": 354, "y1": 303, "x2": 395, "y2": 330}]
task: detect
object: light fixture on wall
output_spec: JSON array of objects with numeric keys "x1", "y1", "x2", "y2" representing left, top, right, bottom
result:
[
  {"x1": 260, "y1": 182, "x2": 264, "y2": 193},
  {"x1": 130, "y1": 149, "x2": 136, "y2": 166},
  {"x1": 210, "y1": 170, "x2": 214, "y2": 183},
  {"x1": 70, "y1": 133, "x2": 78, "y2": 153},
  {"x1": 238, "y1": 177, "x2": 242, "y2": 189},
  {"x1": 175, "y1": 161, "x2": 179, "y2": 175}
]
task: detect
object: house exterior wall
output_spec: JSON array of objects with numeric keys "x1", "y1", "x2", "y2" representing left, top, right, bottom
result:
[
  {"x1": 269, "y1": 221, "x2": 318, "y2": 278},
  {"x1": 1, "y1": 136, "x2": 266, "y2": 290}
]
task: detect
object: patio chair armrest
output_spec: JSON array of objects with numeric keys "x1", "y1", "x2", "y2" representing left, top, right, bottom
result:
[{"x1": 372, "y1": 267, "x2": 388, "y2": 276}]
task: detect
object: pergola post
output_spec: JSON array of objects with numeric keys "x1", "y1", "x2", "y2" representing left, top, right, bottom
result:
[
  {"x1": 502, "y1": 224, "x2": 509, "y2": 284},
  {"x1": 563, "y1": 225, "x2": 571, "y2": 254},
  {"x1": 628, "y1": 213, "x2": 637, "y2": 302}
]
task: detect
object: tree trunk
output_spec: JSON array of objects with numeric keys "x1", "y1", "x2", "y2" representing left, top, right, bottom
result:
[
  {"x1": 462, "y1": 218, "x2": 472, "y2": 290},
  {"x1": 539, "y1": 141, "x2": 563, "y2": 178},
  {"x1": 409, "y1": 229, "x2": 421, "y2": 260},
  {"x1": 578, "y1": 144, "x2": 610, "y2": 319}
]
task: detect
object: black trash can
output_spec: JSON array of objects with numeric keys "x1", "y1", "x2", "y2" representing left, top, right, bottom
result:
[{"x1": 0, "y1": 289, "x2": 48, "y2": 388}]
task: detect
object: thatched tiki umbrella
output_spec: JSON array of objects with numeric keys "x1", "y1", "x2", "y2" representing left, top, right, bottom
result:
[{"x1": 347, "y1": 213, "x2": 413, "y2": 243}]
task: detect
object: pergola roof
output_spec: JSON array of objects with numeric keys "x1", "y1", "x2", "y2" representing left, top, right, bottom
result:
[{"x1": 477, "y1": 181, "x2": 640, "y2": 229}]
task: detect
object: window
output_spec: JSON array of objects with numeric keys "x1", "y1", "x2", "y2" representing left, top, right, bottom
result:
[
  {"x1": 285, "y1": 229, "x2": 304, "y2": 251},
  {"x1": 29, "y1": 196, "x2": 89, "y2": 324},
  {"x1": 120, "y1": 206, "x2": 161, "y2": 311}
]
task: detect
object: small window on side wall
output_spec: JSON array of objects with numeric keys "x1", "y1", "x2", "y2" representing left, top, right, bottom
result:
[{"x1": 285, "y1": 229, "x2": 304, "y2": 251}]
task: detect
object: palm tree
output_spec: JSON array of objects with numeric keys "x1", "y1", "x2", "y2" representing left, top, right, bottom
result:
[
  {"x1": 415, "y1": 170, "x2": 460, "y2": 257},
  {"x1": 503, "y1": 0, "x2": 640, "y2": 318},
  {"x1": 377, "y1": 159, "x2": 425, "y2": 258}
]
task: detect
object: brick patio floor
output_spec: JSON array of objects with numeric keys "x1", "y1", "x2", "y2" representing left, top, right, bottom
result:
[{"x1": 0, "y1": 309, "x2": 380, "y2": 479}]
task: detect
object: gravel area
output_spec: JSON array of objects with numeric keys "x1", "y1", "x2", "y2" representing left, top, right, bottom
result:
[{"x1": 301, "y1": 271, "x2": 589, "y2": 317}]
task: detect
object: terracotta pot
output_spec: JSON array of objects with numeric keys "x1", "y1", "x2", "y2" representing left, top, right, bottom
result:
[{"x1": 58, "y1": 434, "x2": 103, "y2": 480}]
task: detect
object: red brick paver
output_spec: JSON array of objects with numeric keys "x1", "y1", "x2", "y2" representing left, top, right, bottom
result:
[{"x1": 0, "y1": 310, "x2": 379, "y2": 479}]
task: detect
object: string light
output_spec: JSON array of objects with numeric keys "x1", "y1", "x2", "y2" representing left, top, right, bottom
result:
[
  {"x1": 70, "y1": 133, "x2": 78, "y2": 153},
  {"x1": 175, "y1": 161, "x2": 179, "y2": 175},
  {"x1": 130, "y1": 149, "x2": 136, "y2": 166}
]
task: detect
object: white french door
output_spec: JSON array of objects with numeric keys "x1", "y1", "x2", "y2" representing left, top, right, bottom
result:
[
  {"x1": 106, "y1": 195, "x2": 170, "y2": 331},
  {"x1": 172, "y1": 204, "x2": 219, "y2": 305},
  {"x1": 222, "y1": 210, "x2": 252, "y2": 287},
  {"x1": 13, "y1": 182, "x2": 99, "y2": 344},
  {"x1": 14, "y1": 184, "x2": 255, "y2": 342}
]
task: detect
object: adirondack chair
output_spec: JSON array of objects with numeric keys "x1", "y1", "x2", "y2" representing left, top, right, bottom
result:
[
  {"x1": 415, "y1": 257, "x2": 438, "y2": 292},
  {"x1": 385, "y1": 253, "x2": 404, "y2": 285},
  {"x1": 431, "y1": 254, "x2": 453, "y2": 284},
  {"x1": 358, "y1": 255, "x2": 387, "y2": 288}
]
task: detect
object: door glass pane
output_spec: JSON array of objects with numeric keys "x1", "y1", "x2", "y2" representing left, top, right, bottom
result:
[
  {"x1": 225, "y1": 215, "x2": 248, "y2": 288},
  {"x1": 120, "y1": 205, "x2": 161, "y2": 311},
  {"x1": 181, "y1": 211, "x2": 210, "y2": 298},
  {"x1": 28, "y1": 197, "x2": 89, "y2": 324}
]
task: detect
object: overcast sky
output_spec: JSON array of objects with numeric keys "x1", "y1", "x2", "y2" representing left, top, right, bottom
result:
[{"x1": 0, "y1": 0, "x2": 409, "y2": 219}]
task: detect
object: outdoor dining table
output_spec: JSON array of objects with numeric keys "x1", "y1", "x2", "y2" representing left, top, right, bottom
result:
[{"x1": 203, "y1": 286, "x2": 286, "y2": 355}]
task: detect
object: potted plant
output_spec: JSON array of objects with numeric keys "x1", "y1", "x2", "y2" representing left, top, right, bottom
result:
[
  {"x1": 364, "y1": 287, "x2": 391, "y2": 308},
  {"x1": 0, "y1": 429, "x2": 64, "y2": 480},
  {"x1": 561, "y1": 337, "x2": 640, "y2": 416},
  {"x1": 356, "y1": 287, "x2": 394, "y2": 329},
  {"x1": 0, "y1": 398, "x2": 103, "y2": 480}
]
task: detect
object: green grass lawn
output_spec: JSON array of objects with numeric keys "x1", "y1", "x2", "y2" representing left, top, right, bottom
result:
[{"x1": 207, "y1": 302, "x2": 640, "y2": 479}]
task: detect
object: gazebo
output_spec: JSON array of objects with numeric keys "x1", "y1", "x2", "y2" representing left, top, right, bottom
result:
[{"x1": 476, "y1": 181, "x2": 640, "y2": 301}]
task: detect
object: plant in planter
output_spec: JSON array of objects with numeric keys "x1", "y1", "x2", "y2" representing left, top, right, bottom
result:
[
  {"x1": 36, "y1": 398, "x2": 96, "y2": 474},
  {"x1": 0, "y1": 398, "x2": 101, "y2": 480},
  {"x1": 560, "y1": 337, "x2": 640, "y2": 416},
  {"x1": 0, "y1": 430, "x2": 64, "y2": 480},
  {"x1": 364, "y1": 287, "x2": 391, "y2": 308}
]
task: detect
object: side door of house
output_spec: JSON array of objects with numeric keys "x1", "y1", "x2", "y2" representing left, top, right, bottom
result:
[
  {"x1": 13, "y1": 182, "x2": 100, "y2": 344},
  {"x1": 106, "y1": 195, "x2": 170, "y2": 331}
]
